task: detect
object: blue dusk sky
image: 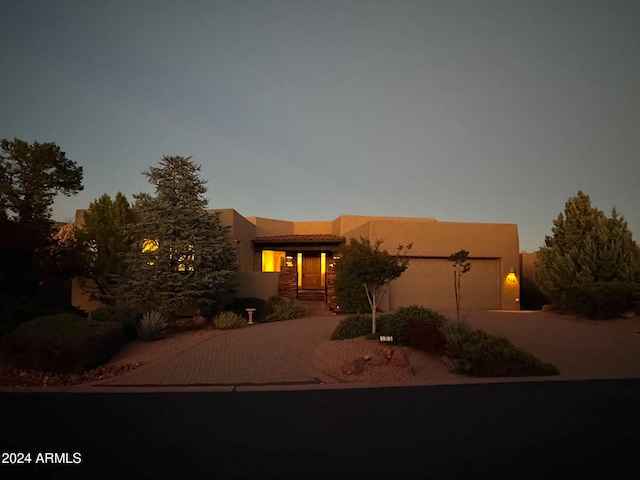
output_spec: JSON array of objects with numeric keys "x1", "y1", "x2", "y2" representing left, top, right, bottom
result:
[{"x1": 2, "y1": 0, "x2": 639, "y2": 253}]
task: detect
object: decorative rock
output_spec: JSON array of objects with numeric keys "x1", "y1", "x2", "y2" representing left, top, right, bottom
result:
[
  {"x1": 620, "y1": 311, "x2": 635, "y2": 319},
  {"x1": 389, "y1": 348, "x2": 410, "y2": 368},
  {"x1": 192, "y1": 315, "x2": 207, "y2": 326},
  {"x1": 541, "y1": 304, "x2": 555, "y2": 312},
  {"x1": 368, "y1": 353, "x2": 388, "y2": 366},
  {"x1": 378, "y1": 346, "x2": 393, "y2": 360},
  {"x1": 342, "y1": 357, "x2": 367, "y2": 375}
]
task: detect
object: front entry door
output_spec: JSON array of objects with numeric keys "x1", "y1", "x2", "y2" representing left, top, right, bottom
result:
[{"x1": 302, "y1": 253, "x2": 321, "y2": 289}]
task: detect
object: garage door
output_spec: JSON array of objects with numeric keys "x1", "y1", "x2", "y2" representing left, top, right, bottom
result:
[{"x1": 388, "y1": 258, "x2": 500, "y2": 311}]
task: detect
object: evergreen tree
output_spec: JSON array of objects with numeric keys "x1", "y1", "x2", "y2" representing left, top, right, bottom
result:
[
  {"x1": 75, "y1": 192, "x2": 134, "y2": 304},
  {"x1": 535, "y1": 191, "x2": 639, "y2": 305},
  {"x1": 115, "y1": 156, "x2": 238, "y2": 315}
]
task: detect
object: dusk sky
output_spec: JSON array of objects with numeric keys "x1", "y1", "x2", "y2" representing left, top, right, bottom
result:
[{"x1": 2, "y1": 0, "x2": 639, "y2": 253}]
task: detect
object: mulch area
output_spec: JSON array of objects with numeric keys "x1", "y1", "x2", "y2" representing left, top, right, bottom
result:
[
  {"x1": 0, "y1": 318, "x2": 207, "y2": 388},
  {"x1": 0, "y1": 361, "x2": 143, "y2": 388}
]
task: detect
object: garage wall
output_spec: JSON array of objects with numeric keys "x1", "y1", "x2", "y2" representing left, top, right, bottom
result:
[{"x1": 388, "y1": 258, "x2": 500, "y2": 311}]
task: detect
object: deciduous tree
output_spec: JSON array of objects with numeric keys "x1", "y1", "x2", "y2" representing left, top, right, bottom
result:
[
  {"x1": 335, "y1": 237, "x2": 411, "y2": 334},
  {"x1": 448, "y1": 249, "x2": 471, "y2": 321},
  {"x1": 0, "y1": 138, "x2": 83, "y2": 297}
]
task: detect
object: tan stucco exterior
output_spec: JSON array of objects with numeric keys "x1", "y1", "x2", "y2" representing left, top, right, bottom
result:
[{"x1": 73, "y1": 208, "x2": 520, "y2": 312}]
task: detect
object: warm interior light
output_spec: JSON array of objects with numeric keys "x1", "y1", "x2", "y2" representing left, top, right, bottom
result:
[
  {"x1": 297, "y1": 253, "x2": 303, "y2": 287},
  {"x1": 142, "y1": 239, "x2": 159, "y2": 252},
  {"x1": 321, "y1": 252, "x2": 326, "y2": 286},
  {"x1": 262, "y1": 250, "x2": 286, "y2": 272}
]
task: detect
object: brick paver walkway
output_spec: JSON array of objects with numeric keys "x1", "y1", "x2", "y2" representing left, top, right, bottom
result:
[{"x1": 96, "y1": 316, "x2": 341, "y2": 387}]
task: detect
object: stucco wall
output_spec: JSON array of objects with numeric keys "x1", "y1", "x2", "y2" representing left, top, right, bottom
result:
[
  {"x1": 211, "y1": 209, "x2": 257, "y2": 272},
  {"x1": 250, "y1": 217, "x2": 294, "y2": 237},
  {"x1": 389, "y1": 258, "x2": 500, "y2": 311},
  {"x1": 293, "y1": 221, "x2": 333, "y2": 234},
  {"x1": 236, "y1": 272, "x2": 279, "y2": 300}
]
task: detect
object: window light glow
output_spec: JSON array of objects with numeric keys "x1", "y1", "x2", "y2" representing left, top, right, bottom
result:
[
  {"x1": 262, "y1": 250, "x2": 286, "y2": 272},
  {"x1": 297, "y1": 253, "x2": 303, "y2": 287}
]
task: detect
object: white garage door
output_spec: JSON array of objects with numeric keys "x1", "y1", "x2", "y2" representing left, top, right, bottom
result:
[{"x1": 388, "y1": 258, "x2": 500, "y2": 311}]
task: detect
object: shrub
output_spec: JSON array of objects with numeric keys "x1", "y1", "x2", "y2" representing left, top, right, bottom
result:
[
  {"x1": 214, "y1": 311, "x2": 247, "y2": 330},
  {"x1": 137, "y1": 310, "x2": 168, "y2": 341},
  {"x1": 398, "y1": 319, "x2": 446, "y2": 355},
  {"x1": 440, "y1": 320, "x2": 475, "y2": 359},
  {"x1": 0, "y1": 314, "x2": 126, "y2": 373},
  {"x1": 450, "y1": 329, "x2": 559, "y2": 377},
  {"x1": 331, "y1": 314, "x2": 372, "y2": 340},
  {"x1": 563, "y1": 282, "x2": 638, "y2": 319},
  {"x1": 0, "y1": 295, "x2": 43, "y2": 337},
  {"x1": 226, "y1": 297, "x2": 268, "y2": 323},
  {"x1": 393, "y1": 305, "x2": 448, "y2": 328},
  {"x1": 264, "y1": 297, "x2": 306, "y2": 322},
  {"x1": 375, "y1": 313, "x2": 400, "y2": 338},
  {"x1": 90, "y1": 305, "x2": 143, "y2": 340}
]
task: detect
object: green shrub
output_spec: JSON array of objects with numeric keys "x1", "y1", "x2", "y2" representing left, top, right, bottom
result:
[
  {"x1": 440, "y1": 320, "x2": 475, "y2": 359},
  {"x1": 331, "y1": 314, "x2": 372, "y2": 340},
  {"x1": 0, "y1": 314, "x2": 126, "y2": 373},
  {"x1": 450, "y1": 329, "x2": 559, "y2": 377},
  {"x1": 398, "y1": 319, "x2": 446, "y2": 355},
  {"x1": 90, "y1": 305, "x2": 143, "y2": 340},
  {"x1": 214, "y1": 311, "x2": 247, "y2": 329},
  {"x1": 226, "y1": 297, "x2": 268, "y2": 323},
  {"x1": 378, "y1": 313, "x2": 405, "y2": 342},
  {"x1": 563, "y1": 282, "x2": 638, "y2": 319},
  {"x1": 137, "y1": 310, "x2": 169, "y2": 341},
  {"x1": 393, "y1": 305, "x2": 448, "y2": 328},
  {"x1": 264, "y1": 297, "x2": 306, "y2": 322}
]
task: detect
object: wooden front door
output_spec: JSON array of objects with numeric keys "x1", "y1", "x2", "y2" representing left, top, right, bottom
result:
[{"x1": 302, "y1": 253, "x2": 322, "y2": 289}]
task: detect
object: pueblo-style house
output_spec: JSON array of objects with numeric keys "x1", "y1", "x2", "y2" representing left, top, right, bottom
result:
[{"x1": 72, "y1": 209, "x2": 521, "y2": 313}]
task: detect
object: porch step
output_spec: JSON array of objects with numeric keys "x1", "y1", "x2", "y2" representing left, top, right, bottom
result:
[{"x1": 297, "y1": 290, "x2": 326, "y2": 302}]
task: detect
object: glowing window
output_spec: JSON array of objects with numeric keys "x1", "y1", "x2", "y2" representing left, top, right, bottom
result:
[
  {"x1": 262, "y1": 250, "x2": 286, "y2": 272},
  {"x1": 142, "y1": 239, "x2": 159, "y2": 265}
]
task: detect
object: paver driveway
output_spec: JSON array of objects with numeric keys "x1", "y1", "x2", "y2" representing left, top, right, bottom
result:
[
  {"x1": 87, "y1": 309, "x2": 640, "y2": 389},
  {"x1": 95, "y1": 315, "x2": 341, "y2": 387}
]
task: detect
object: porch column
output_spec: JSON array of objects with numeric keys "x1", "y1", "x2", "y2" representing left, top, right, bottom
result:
[{"x1": 278, "y1": 264, "x2": 298, "y2": 300}]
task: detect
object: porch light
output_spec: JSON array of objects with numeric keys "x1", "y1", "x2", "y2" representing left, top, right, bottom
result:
[{"x1": 506, "y1": 268, "x2": 518, "y2": 284}]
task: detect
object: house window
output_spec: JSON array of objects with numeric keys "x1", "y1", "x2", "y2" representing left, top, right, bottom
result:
[
  {"x1": 171, "y1": 245, "x2": 195, "y2": 272},
  {"x1": 142, "y1": 239, "x2": 159, "y2": 265},
  {"x1": 142, "y1": 239, "x2": 195, "y2": 271},
  {"x1": 262, "y1": 250, "x2": 286, "y2": 272}
]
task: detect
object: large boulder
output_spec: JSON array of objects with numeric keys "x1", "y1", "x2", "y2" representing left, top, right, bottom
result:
[
  {"x1": 390, "y1": 348, "x2": 410, "y2": 368},
  {"x1": 342, "y1": 357, "x2": 367, "y2": 375}
]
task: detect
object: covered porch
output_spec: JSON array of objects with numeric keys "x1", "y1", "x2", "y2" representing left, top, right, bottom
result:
[{"x1": 251, "y1": 234, "x2": 345, "y2": 303}]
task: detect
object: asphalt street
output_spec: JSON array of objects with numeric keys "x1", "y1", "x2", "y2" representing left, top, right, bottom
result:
[{"x1": 2, "y1": 379, "x2": 639, "y2": 480}]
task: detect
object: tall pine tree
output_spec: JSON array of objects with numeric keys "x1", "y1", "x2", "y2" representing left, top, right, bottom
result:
[
  {"x1": 75, "y1": 192, "x2": 134, "y2": 304},
  {"x1": 115, "y1": 156, "x2": 238, "y2": 315},
  {"x1": 535, "y1": 191, "x2": 639, "y2": 305}
]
